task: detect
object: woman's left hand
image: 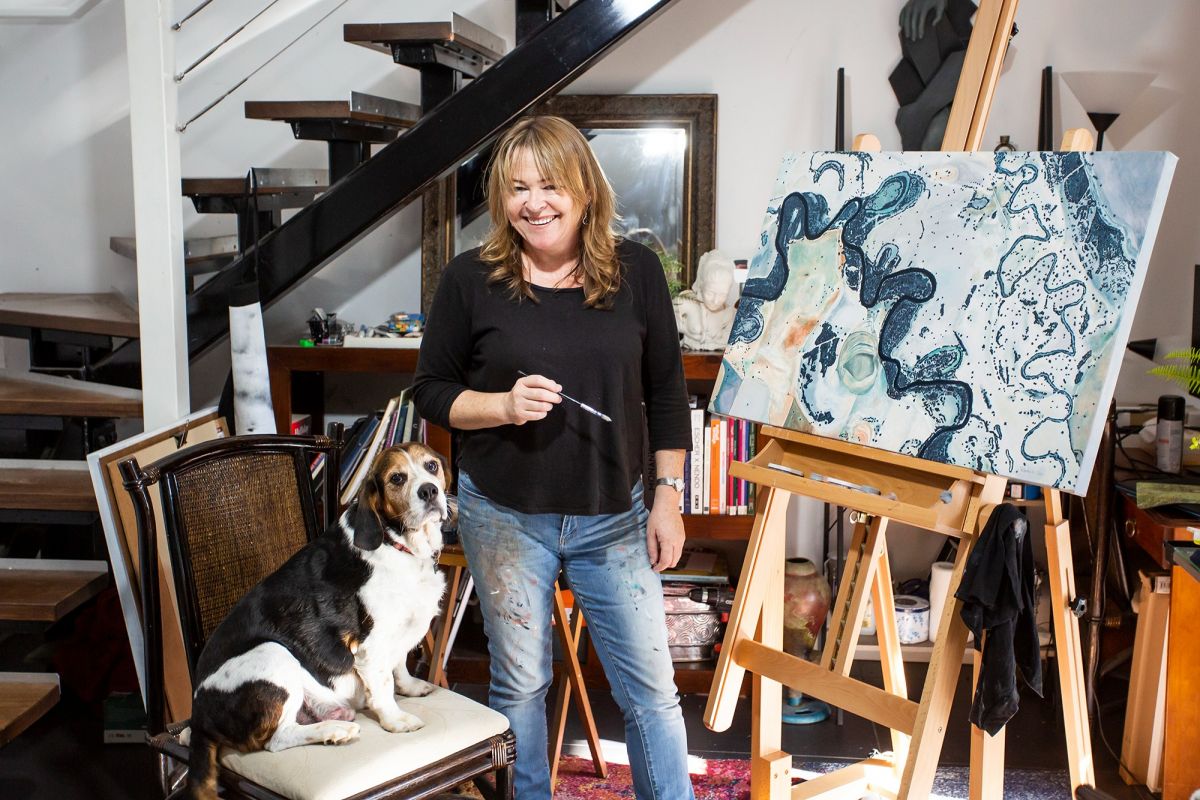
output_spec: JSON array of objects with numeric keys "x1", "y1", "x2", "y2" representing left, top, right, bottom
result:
[{"x1": 647, "y1": 500, "x2": 686, "y2": 573}]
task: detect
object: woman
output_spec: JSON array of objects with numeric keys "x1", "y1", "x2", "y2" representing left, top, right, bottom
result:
[{"x1": 413, "y1": 115, "x2": 695, "y2": 799}]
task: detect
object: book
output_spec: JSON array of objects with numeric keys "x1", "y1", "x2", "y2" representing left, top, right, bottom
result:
[
  {"x1": 689, "y1": 408, "x2": 705, "y2": 514},
  {"x1": 341, "y1": 397, "x2": 401, "y2": 505},
  {"x1": 659, "y1": 548, "x2": 730, "y2": 585},
  {"x1": 337, "y1": 415, "x2": 375, "y2": 488}
]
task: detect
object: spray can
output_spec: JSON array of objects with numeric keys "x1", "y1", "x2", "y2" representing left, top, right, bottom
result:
[{"x1": 1157, "y1": 395, "x2": 1185, "y2": 474}]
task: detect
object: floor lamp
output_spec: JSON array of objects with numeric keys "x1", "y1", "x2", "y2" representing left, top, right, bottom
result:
[{"x1": 1059, "y1": 71, "x2": 1155, "y2": 150}]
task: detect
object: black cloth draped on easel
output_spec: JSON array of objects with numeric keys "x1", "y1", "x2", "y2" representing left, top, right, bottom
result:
[{"x1": 955, "y1": 502, "x2": 1044, "y2": 735}]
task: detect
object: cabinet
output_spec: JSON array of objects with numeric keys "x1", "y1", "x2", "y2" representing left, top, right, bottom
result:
[{"x1": 1163, "y1": 542, "x2": 1200, "y2": 800}]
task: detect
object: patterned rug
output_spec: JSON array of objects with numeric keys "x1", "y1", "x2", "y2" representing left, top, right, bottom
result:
[{"x1": 456, "y1": 756, "x2": 1075, "y2": 800}]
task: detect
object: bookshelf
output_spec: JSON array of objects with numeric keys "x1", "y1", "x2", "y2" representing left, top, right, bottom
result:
[{"x1": 268, "y1": 345, "x2": 752, "y2": 691}]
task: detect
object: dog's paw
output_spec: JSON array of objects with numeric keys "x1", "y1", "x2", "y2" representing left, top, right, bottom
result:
[
  {"x1": 319, "y1": 720, "x2": 361, "y2": 745},
  {"x1": 394, "y1": 676, "x2": 435, "y2": 697},
  {"x1": 379, "y1": 709, "x2": 425, "y2": 733}
]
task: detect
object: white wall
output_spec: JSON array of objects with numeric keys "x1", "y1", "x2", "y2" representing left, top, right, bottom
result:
[{"x1": 2, "y1": 0, "x2": 1198, "y2": 571}]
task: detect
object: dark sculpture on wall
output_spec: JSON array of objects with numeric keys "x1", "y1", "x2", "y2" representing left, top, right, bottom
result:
[{"x1": 889, "y1": 0, "x2": 977, "y2": 150}]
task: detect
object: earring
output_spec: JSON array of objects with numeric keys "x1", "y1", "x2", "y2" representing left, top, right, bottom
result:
[{"x1": 582, "y1": 206, "x2": 591, "y2": 226}]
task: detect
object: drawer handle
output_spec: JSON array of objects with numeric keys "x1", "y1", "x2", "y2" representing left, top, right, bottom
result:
[{"x1": 1125, "y1": 519, "x2": 1137, "y2": 539}]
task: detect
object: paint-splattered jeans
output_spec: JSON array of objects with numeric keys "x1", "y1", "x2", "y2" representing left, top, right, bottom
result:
[{"x1": 457, "y1": 472, "x2": 695, "y2": 800}]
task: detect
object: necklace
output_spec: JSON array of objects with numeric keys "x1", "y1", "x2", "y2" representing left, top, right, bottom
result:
[{"x1": 525, "y1": 255, "x2": 581, "y2": 289}]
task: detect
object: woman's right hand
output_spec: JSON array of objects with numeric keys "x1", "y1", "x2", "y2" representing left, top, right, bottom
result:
[{"x1": 504, "y1": 373, "x2": 561, "y2": 425}]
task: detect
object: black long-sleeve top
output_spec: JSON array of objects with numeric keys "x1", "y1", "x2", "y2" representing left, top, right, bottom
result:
[{"x1": 413, "y1": 239, "x2": 691, "y2": 516}]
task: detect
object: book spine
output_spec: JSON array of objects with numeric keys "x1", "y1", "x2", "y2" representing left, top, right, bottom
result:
[
  {"x1": 708, "y1": 418, "x2": 719, "y2": 515},
  {"x1": 681, "y1": 447, "x2": 689, "y2": 513},
  {"x1": 747, "y1": 424, "x2": 757, "y2": 515},
  {"x1": 718, "y1": 417, "x2": 728, "y2": 515},
  {"x1": 690, "y1": 408, "x2": 704, "y2": 514}
]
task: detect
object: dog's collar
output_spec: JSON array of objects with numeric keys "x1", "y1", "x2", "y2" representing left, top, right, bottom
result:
[{"x1": 387, "y1": 537, "x2": 440, "y2": 562}]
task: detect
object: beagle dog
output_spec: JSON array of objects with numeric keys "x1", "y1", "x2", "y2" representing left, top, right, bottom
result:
[{"x1": 183, "y1": 442, "x2": 452, "y2": 800}]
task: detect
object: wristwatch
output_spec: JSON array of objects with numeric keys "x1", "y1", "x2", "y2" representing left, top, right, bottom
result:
[{"x1": 655, "y1": 476, "x2": 685, "y2": 492}]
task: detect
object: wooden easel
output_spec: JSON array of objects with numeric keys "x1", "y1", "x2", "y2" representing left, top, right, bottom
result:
[
  {"x1": 705, "y1": 412, "x2": 1097, "y2": 798},
  {"x1": 703, "y1": 1, "x2": 1101, "y2": 793}
]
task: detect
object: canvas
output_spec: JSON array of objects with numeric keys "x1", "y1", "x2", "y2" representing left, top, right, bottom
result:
[{"x1": 711, "y1": 151, "x2": 1176, "y2": 493}]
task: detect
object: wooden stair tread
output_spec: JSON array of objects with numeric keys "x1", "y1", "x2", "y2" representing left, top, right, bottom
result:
[
  {"x1": 245, "y1": 92, "x2": 420, "y2": 128},
  {"x1": 0, "y1": 293, "x2": 138, "y2": 339},
  {"x1": 0, "y1": 559, "x2": 108, "y2": 622},
  {"x1": 110, "y1": 235, "x2": 238, "y2": 275},
  {"x1": 0, "y1": 674, "x2": 60, "y2": 747},
  {"x1": 0, "y1": 371, "x2": 141, "y2": 418},
  {"x1": 0, "y1": 460, "x2": 96, "y2": 512},
  {"x1": 344, "y1": 14, "x2": 506, "y2": 62},
  {"x1": 183, "y1": 169, "x2": 328, "y2": 198}
]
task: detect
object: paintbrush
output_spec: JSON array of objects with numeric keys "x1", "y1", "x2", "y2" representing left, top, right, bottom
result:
[{"x1": 517, "y1": 370, "x2": 612, "y2": 423}]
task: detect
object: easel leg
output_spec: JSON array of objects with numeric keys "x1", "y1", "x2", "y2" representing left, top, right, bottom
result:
[
  {"x1": 427, "y1": 564, "x2": 464, "y2": 688},
  {"x1": 969, "y1": 638, "x2": 1005, "y2": 800},
  {"x1": 870, "y1": 521, "x2": 910, "y2": 770},
  {"x1": 752, "y1": 538, "x2": 791, "y2": 798},
  {"x1": 824, "y1": 517, "x2": 888, "y2": 676},
  {"x1": 1045, "y1": 499, "x2": 1096, "y2": 791},
  {"x1": 704, "y1": 485, "x2": 792, "y2": 732},
  {"x1": 900, "y1": 537, "x2": 974, "y2": 798},
  {"x1": 549, "y1": 583, "x2": 606, "y2": 783}
]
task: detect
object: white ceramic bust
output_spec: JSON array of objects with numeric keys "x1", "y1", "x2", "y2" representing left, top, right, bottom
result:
[{"x1": 673, "y1": 250, "x2": 738, "y2": 351}]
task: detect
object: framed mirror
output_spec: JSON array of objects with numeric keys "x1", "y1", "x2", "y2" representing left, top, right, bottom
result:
[{"x1": 421, "y1": 94, "x2": 717, "y2": 309}]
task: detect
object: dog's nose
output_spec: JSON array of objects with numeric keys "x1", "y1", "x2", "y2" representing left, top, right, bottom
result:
[{"x1": 418, "y1": 483, "x2": 440, "y2": 503}]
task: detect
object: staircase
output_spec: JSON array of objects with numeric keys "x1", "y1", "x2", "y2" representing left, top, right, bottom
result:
[
  {"x1": 1, "y1": 0, "x2": 680, "y2": 745},
  {"x1": 0, "y1": 294, "x2": 140, "y2": 744}
]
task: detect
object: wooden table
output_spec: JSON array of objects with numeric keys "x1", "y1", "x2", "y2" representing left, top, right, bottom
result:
[{"x1": 265, "y1": 345, "x2": 455, "y2": 452}]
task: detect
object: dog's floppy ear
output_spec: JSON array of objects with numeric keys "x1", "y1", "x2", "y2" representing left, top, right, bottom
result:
[{"x1": 350, "y1": 474, "x2": 385, "y2": 550}]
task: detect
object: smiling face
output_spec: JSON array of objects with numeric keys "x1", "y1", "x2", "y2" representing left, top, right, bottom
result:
[{"x1": 504, "y1": 148, "x2": 586, "y2": 262}]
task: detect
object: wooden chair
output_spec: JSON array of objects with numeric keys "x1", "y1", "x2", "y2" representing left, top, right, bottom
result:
[{"x1": 119, "y1": 434, "x2": 515, "y2": 800}]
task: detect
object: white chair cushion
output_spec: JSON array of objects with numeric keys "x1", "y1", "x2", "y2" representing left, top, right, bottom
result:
[{"x1": 218, "y1": 688, "x2": 509, "y2": 800}]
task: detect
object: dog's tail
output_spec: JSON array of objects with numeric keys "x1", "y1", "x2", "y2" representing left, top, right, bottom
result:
[{"x1": 184, "y1": 727, "x2": 221, "y2": 800}]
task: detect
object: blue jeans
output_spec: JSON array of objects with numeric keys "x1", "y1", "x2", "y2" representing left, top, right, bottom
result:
[{"x1": 457, "y1": 472, "x2": 695, "y2": 800}]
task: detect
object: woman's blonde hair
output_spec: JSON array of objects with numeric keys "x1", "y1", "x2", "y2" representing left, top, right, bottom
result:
[{"x1": 479, "y1": 115, "x2": 621, "y2": 307}]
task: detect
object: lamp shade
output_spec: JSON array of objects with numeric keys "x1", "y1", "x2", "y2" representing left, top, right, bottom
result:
[{"x1": 1060, "y1": 71, "x2": 1155, "y2": 115}]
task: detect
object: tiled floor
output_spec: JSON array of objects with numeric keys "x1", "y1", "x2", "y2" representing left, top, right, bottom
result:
[{"x1": 0, "y1": 658, "x2": 1151, "y2": 799}]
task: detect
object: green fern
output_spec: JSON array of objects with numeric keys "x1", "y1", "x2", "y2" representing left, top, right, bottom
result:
[{"x1": 1149, "y1": 348, "x2": 1200, "y2": 394}]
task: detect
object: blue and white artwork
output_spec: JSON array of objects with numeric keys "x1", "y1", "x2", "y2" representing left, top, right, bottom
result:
[{"x1": 711, "y1": 151, "x2": 1176, "y2": 493}]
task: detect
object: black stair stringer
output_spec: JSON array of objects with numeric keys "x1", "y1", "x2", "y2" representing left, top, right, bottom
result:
[{"x1": 183, "y1": 0, "x2": 680, "y2": 360}]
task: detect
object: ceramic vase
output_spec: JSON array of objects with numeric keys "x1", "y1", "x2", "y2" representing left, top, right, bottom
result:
[{"x1": 782, "y1": 557, "x2": 831, "y2": 658}]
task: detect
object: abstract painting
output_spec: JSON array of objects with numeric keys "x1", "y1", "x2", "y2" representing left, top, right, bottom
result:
[{"x1": 711, "y1": 151, "x2": 1176, "y2": 493}]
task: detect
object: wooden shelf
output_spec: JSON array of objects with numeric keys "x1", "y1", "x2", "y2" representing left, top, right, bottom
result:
[
  {"x1": 680, "y1": 350, "x2": 726, "y2": 381},
  {"x1": 0, "y1": 559, "x2": 108, "y2": 622},
  {"x1": 851, "y1": 634, "x2": 973, "y2": 665},
  {"x1": 0, "y1": 673, "x2": 59, "y2": 747},
  {"x1": 681, "y1": 513, "x2": 753, "y2": 540},
  {"x1": 0, "y1": 460, "x2": 96, "y2": 512},
  {"x1": 444, "y1": 653, "x2": 733, "y2": 697}
]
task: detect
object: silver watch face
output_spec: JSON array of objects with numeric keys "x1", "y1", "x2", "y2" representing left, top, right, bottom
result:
[{"x1": 657, "y1": 477, "x2": 684, "y2": 492}]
